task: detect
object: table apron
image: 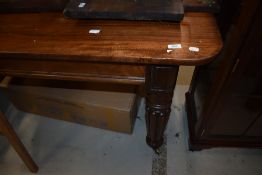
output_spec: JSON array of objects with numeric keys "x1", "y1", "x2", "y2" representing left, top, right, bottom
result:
[{"x1": 0, "y1": 58, "x2": 145, "y2": 85}]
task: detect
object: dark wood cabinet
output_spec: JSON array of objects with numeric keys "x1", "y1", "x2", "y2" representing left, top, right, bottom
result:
[{"x1": 186, "y1": 0, "x2": 262, "y2": 150}]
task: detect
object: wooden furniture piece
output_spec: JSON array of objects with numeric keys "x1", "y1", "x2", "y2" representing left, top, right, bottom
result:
[
  {"x1": 186, "y1": 0, "x2": 262, "y2": 150},
  {"x1": 0, "y1": 77, "x2": 38, "y2": 173},
  {"x1": 0, "y1": 0, "x2": 219, "y2": 14},
  {"x1": 0, "y1": 12, "x2": 222, "y2": 149},
  {"x1": 0, "y1": 111, "x2": 38, "y2": 173},
  {"x1": 63, "y1": 0, "x2": 184, "y2": 22},
  {"x1": 0, "y1": 0, "x2": 69, "y2": 13}
]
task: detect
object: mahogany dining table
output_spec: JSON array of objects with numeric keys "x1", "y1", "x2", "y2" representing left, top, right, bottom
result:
[{"x1": 0, "y1": 11, "x2": 222, "y2": 151}]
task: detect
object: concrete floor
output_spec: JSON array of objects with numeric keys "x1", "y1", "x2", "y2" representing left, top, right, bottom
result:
[{"x1": 0, "y1": 85, "x2": 262, "y2": 175}]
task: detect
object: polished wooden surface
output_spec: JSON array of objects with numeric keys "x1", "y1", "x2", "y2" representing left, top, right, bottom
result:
[
  {"x1": 0, "y1": 12, "x2": 221, "y2": 65},
  {"x1": 0, "y1": 11, "x2": 222, "y2": 150},
  {"x1": 0, "y1": 59, "x2": 145, "y2": 84},
  {"x1": 145, "y1": 66, "x2": 179, "y2": 148}
]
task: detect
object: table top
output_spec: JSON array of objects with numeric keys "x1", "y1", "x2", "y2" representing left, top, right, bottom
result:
[{"x1": 0, "y1": 12, "x2": 222, "y2": 65}]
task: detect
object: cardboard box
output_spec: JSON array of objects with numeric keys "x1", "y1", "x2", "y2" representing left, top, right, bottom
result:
[{"x1": 3, "y1": 78, "x2": 139, "y2": 134}]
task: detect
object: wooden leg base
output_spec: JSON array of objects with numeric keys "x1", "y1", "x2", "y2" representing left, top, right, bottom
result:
[
  {"x1": 0, "y1": 111, "x2": 38, "y2": 173},
  {"x1": 146, "y1": 136, "x2": 163, "y2": 149},
  {"x1": 145, "y1": 65, "x2": 179, "y2": 149}
]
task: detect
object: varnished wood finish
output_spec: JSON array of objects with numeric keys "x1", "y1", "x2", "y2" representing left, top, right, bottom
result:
[
  {"x1": 0, "y1": 59, "x2": 145, "y2": 85},
  {"x1": 186, "y1": 0, "x2": 262, "y2": 150},
  {"x1": 0, "y1": 12, "x2": 221, "y2": 65},
  {"x1": 0, "y1": 110, "x2": 38, "y2": 173},
  {"x1": 0, "y1": 12, "x2": 222, "y2": 150},
  {"x1": 145, "y1": 66, "x2": 179, "y2": 149}
]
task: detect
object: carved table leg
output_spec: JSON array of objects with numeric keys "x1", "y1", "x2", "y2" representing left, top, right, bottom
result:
[{"x1": 145, "y1": 65, "x2": 179, "y2": 149}]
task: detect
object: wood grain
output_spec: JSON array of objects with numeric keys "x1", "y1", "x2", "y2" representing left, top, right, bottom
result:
[
  {"x1": 0, "y1": 11, "x2": 222, "y2": 150},
  {"x1": 0, "y1": 110, "x2": 38, "y2": 173},
  {"x1": 0, "y1": 12, "x2": 222, "y2": 65},
  {"x1": 145, "y1": 65, "x2": 179, "y2": 149},
  {"x1": 0, "y1": 59, "x2": 145, "y2": 84}
]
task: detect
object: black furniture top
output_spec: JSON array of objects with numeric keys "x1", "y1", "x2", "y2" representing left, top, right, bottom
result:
[
  {"x1": 63, "y1": 0, "x2": 184, "y2": 22},
  {"x1": 0, "y1": 0, "x2": 220, "y2": 15}
]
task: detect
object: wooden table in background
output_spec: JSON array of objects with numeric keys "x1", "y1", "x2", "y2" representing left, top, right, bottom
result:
[{"x1": 0, "y1": 12, "x2": 222, "y2": 149}]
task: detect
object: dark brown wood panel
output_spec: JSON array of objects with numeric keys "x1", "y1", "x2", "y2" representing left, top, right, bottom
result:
[
  {"x1": 0, "y1": 12, "x2": 222, "y2": 65},
  {"x1": 185, "y1": 0, "x2": 262, "y2": 150},
  {"x1": 0, "y1": 59, "x2": 145, "y2": 84},
  {"x1": 145, "y1": 65, "x2": 179, "y2": 149}
]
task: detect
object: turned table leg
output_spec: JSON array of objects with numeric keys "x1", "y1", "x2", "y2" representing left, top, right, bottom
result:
[{"x1": 145, "y1": 65, "x2": 179, "y2": 149}]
